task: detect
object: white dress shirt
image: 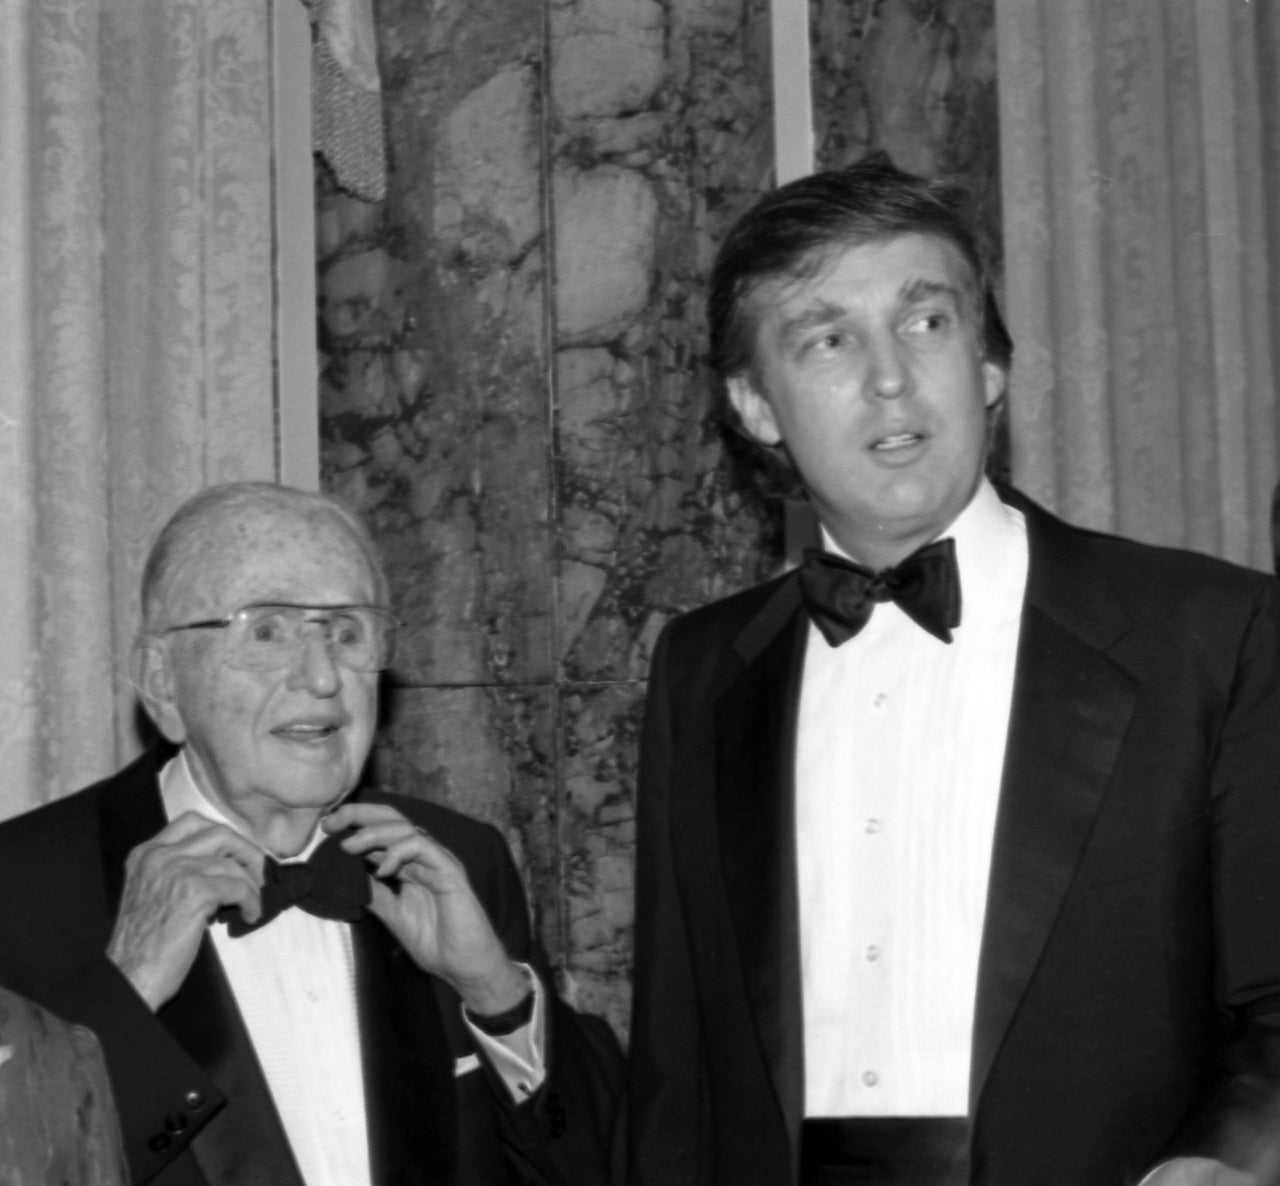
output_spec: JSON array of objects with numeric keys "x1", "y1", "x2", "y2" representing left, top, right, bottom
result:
[
  {"x1": 797, "y1": 479, "x2": 1028, "y2": 1117},
  {"x1": 159, "y1": 753, "x2": 546, "y2": 1185}
]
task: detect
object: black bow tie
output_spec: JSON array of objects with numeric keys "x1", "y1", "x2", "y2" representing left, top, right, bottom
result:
[
  {"x1": 798, "y1": 538, "x2": 961, "y2": 646},
  {"x1": 217, "y1": 828, "x2": 371, "y2": 937}
]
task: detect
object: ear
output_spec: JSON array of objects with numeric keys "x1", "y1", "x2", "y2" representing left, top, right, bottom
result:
[
  {"x1": 130, "y1": 639, "x2": 188, "y2": 745},
  {"x1": 982, "y1": 359, "x2": 1007, "y2": 409},
  {"x1": 727, "y1": 374, "x2": 783, "y2": 446}
]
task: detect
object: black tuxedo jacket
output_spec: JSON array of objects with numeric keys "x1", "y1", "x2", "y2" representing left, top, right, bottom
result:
[
  {"x1": 0, "y1": 749, "x2": 622, "y2": 1186},
  {"x1": 627, "y1": 489, "x2": 1280, "y2": 1185}
]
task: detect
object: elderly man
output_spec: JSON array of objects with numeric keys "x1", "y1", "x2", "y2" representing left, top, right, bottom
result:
[
  {"x1": 0, "y1": 482, "x2": 622, "y2": 1186},
  {"x1": 626, "y1": 159, "x2": 1280, "y2": 1185}
]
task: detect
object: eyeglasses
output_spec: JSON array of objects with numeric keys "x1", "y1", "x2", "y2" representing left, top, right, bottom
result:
[{"x1": 164, "y1": 603, "x2": 399, "y2": 673}]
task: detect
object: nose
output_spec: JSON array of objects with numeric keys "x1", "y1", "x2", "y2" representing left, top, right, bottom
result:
[
  {"x1": 868, "y1": 336, "x2": 909, "y2": 400},
  {"x1": 285, "y1": 626, "x2": 342, "y2": 697}
]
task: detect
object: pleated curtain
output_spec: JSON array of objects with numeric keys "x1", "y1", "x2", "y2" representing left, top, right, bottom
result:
[
  {"x1": 997, "y1": 0, "x2": 1280, "y2": 571},
  {"x1": 0, "y1": 0, "x2": 282, "y2": 817}
]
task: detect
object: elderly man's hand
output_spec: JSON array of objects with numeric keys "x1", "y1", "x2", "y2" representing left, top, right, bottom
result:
[
  {"x1": 323, "y1": 803, "x2": 529, "y2": 1016},
  {"x1": 106, "y1": 812, "x2": 266, "y2": 1010}
]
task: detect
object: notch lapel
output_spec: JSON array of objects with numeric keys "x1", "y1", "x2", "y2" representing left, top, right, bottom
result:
[
  {"x1": 163, "y1": 944, "x2": 305, "y2": 1186},
  {"x1": 714, "y1": 586, "x2": 809, "y2": 1153},
  {"x1": 354, "y1": 915, "x2": 457, "y2": 1186}
]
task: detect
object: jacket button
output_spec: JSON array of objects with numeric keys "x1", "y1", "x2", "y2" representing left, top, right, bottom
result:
[
  {"x1": 184, "y1": 1089, "x2": 205, "y2": 1110},
  {"x1": 547, "y1": 1093, "x2": 567, "y2": 1139},
  {"x1": 148, "y1": 1132, "x2": 172, "y2": 1153},
  {"x1": 165, "y1": 1111, "x2": 188, "y2": 1134}
]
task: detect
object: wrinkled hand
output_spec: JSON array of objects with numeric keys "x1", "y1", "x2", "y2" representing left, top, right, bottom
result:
[
  {"x1": 107, "y1": 812, "x2": 266, "y2": 1010},
  {"x1": 323, "y1": 803, "x2": 528, "y2": 1015}
]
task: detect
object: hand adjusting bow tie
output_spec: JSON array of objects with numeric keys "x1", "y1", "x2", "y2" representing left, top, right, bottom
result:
[
  {"x1": 798, "y1": 537, "x2": 961, "y2": 646},
  {"x1": 218, "y1": 828, "x2": 371, "y2": 937}
]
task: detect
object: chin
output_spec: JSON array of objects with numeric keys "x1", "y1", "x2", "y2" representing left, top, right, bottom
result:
[{"x1": 271, "y1": 772, "x2": 358, "y2": 813}]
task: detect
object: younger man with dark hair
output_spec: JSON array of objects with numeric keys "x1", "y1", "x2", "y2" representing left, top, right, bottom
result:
[{"x1": 628, "y1": 159, "x2": 1280, "y2": 1186}]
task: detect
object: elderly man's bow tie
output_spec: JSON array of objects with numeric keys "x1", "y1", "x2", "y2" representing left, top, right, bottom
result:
[
  {"x1": 798, "y1": 538, "x2": 961, "y2": 645},
  {"x1": 218, "y1": 829, "x2": 370, "y2": 937}
]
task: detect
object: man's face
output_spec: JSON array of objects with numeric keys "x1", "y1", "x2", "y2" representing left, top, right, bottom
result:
[
  {"x1": 728, "y1": 233, "x2": 1005, "y2": 566},
  {"x1": 145, "y1": 506, "x2": 381, "y2": 845}
]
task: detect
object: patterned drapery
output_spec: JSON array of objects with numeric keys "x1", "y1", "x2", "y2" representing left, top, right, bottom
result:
[
  {"x1": 997, "y1": 0, "x2": 1280, "y2": 570},
  {"x1": 0, "y1": 0, "x2": 282, "y2": 818}
]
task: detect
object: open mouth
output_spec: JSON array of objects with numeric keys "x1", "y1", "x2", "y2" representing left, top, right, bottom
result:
[
  {"x1": 871, "y1": 432, "x2": 924, "y2": 451},
  {"x1": 273, "y1": 723, "x2": 341, "y2": 743}
]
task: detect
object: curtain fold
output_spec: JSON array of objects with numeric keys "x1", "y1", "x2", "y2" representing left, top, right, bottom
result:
[
  {"x1": 996, "y1": 0, "x2": 1278, "y2": 570},
  {"x1": 0, "y1": 0, "x2": 282, "y2": 818}
]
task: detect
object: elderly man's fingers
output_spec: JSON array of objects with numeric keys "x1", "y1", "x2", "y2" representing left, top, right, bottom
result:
[
  {"x1": 109, "y1": 832, "x2": 269, "y2": 1010},
  {"x1": 330, "y1": 816, "x2": 466, "y2": 886},
  {"x1": 199, "y1": 858, "x2": 266, "y2": 921},
  {"x1": 366, "y1": 835, "x2": 447, "y2": 884},
  {"x1": 130, "y1": 812, "x2": 267, "y2": 884},
  {"x1": 114, "y1": 854, "x2": 263, "y2": 945},
  {"x1": 163, "y1": 814, "x2": 267, "y2": 876},
  {"x1": 321, "y1": 801, "x2": 407, "y2": 833}
]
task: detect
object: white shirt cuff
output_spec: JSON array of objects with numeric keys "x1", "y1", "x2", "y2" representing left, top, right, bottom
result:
[{"x1": 461, "y1": 963, "x2": 547, "y2": 1104}]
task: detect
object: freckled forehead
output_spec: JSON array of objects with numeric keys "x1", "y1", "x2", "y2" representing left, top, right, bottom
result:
[{"x1": 171, "y1": 506, "x2": 378, "y2": 616}]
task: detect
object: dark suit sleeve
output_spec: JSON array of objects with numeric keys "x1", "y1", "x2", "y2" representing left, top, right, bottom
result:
[
  {"x1": 29, "y1": 954, "x2": 225, "y2": 1182},
  {"x1": 397, "y1": 798, "x2": 625, "y2": 1186},
  {"x1": 1158, "y1": 580, "x2": 1280, "y2": 1178},
  {"x1": 0, "y1": 788, "x2": 226, "y2": 1185},
  {"x1": 626, "y1": 620, "x2": 713, "y2": 1184}
]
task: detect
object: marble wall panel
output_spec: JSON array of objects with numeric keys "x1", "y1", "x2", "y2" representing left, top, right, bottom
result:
[
  {"x1": 809, "y1": 0, "x2": 1008, "y2": 477},
  {"x1": 552, "y1": 0, "x2": 780, "y2": 691},
  {"x1": 317, "y1": 0, "x2": 1001, "y2": 1045},
  {"x1": 556, "y1": 680, "x2": 644, "y2": 1038},
  {"x1": 811, "y1": 0, "x2": 1004, "y2": 288},
  {"x1": 320, "y1": 0, "x2": 552, "y2": 690}
]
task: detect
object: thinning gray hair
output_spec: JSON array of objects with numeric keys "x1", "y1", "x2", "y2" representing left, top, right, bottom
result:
[{"x1": 139, "y1": 482, "x2": 389, "y2": 633}]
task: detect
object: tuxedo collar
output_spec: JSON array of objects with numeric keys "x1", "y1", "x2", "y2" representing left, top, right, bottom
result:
[{"x1": 713, "y1": 487, "x2": 1138, "y2": 1139}]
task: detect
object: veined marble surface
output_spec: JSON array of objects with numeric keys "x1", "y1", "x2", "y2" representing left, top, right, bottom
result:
[{"x1": 319, "y1": 0, "x2": 1000, "y2": 1042}]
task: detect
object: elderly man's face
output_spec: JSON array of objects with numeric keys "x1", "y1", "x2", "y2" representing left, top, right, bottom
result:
[{"x1": 147, "y1": 506, "x2": 381, "y2": 846}]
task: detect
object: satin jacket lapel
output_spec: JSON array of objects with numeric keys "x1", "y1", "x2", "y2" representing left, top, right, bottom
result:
[
  {"x1": 163, "y1": 944, "x2": 305, "y2": 1186},
  {"x1": 354, "y1": 915, "x2": 457, "y2": 1186},
  {"x1": 96, "y1": 749, "x2": 304, "y2": 1186},
  {"x1": 970, "y1": 498, "x2": 1138, "y2": 1116},
  {"x1": 714, "y1": 580, "x2": 809, "y2": 1154}
]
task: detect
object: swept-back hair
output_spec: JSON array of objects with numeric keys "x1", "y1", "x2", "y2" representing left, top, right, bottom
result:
[
  {"x1": 707, "y1": 156, "x2": 1012, "y2": 385},
  {"x1": 139, "y1": 482, "x2": 388, "y2": 632}
]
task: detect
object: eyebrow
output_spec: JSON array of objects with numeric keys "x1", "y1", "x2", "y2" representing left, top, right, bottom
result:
[
  {"x1": 774, "y1": 298, "x2": 847, "y2": 348},
  {"x1": 899, "y1": 278, "x2": 964, "y2": 307},
  {"x1": 774, "y1": 279, "x2": 966, "y2": 346}
]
